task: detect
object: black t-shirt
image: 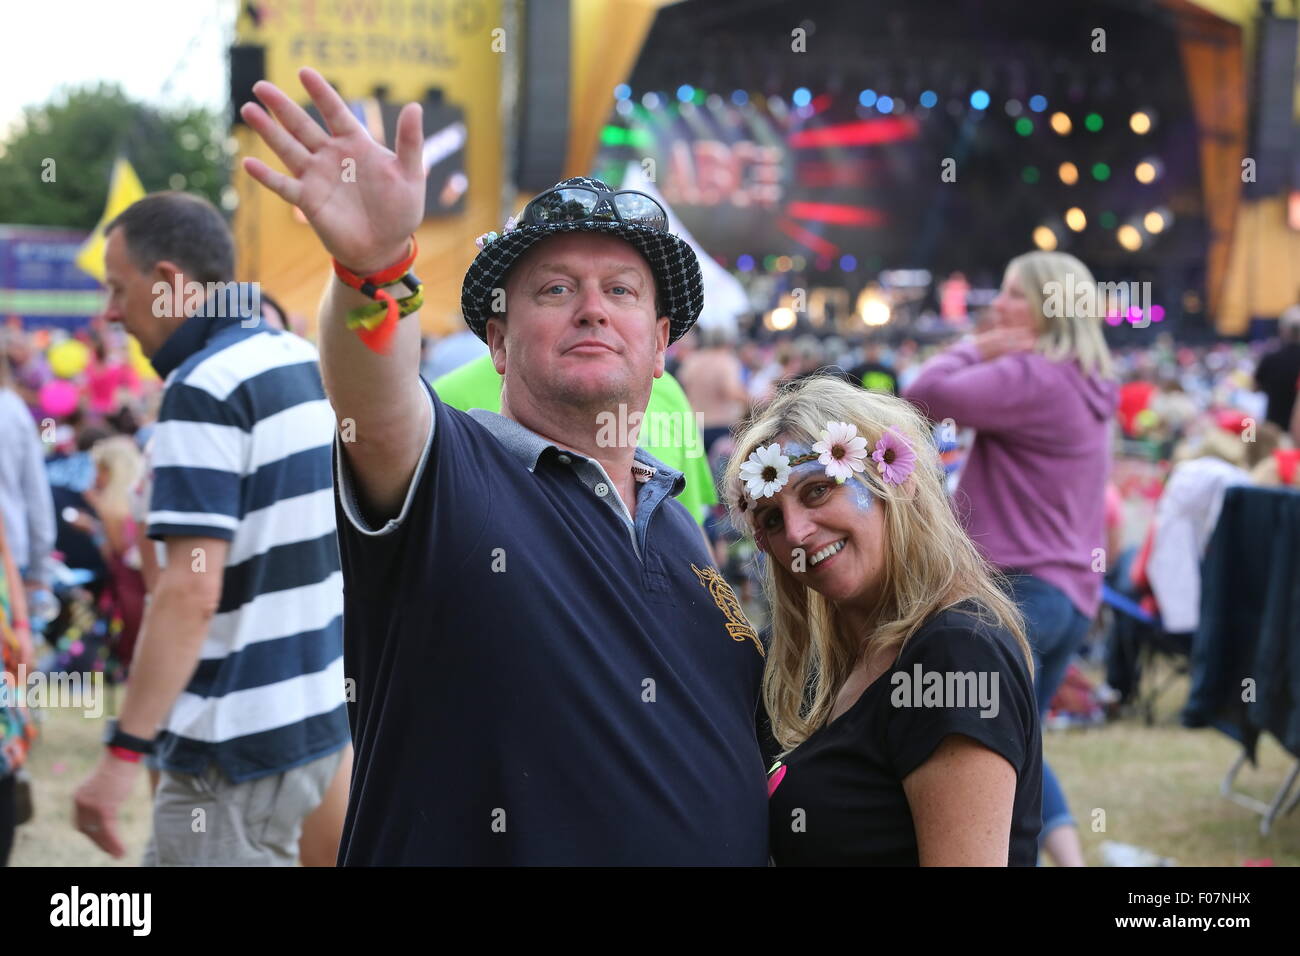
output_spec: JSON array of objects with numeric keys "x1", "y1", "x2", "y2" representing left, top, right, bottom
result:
[
  {"x1": 1255, "y1": 343, "x2": 1300, "y2": 430},
  {"x1": 767, "y1": 601, "x2": 1042, "y2": 865},
  {"x1": 849, "y1": 361, "x2": 899, "y2": 396},
  {"x1": 333, "y1": 383, "x2": 769, "y2": 865}
]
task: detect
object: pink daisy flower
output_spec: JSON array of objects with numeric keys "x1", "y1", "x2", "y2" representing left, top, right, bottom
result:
[
  {"x1": 871, "y1": 427, "x2": 917, "y2": 485},
  {"x1": 813, "y1": 421, "x2": 869, "y2": 482}
]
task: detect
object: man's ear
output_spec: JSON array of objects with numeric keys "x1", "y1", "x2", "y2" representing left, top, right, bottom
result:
[
  {"x1": 653, "y1": 316, "x2": 671, "y2": 378},
  {"x1": 485, "y1": 318, "x2": 507, "y2": 375}
]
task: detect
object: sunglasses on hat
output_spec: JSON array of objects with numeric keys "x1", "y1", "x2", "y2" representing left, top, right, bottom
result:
[{"x1": 521, "y1": 185, "x2": 669, "y2": 232}]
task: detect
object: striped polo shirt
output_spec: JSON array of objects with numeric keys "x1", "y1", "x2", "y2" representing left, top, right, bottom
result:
[{"x1": 146, "y1": 301, "x2": 349, "y2": 782}]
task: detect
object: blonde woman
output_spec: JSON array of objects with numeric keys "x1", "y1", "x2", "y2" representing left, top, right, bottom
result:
[
  {"x1": 726, "y1": 376, "x2": 1041, "y2": 866},
  {"x1": 904, "y1": 251, "x2": 1118, "y2": 867}
]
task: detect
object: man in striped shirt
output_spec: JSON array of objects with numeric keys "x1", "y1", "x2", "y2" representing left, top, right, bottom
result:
[{"x1": 73, "y1": 193, "x2": 350, "y2": 865}]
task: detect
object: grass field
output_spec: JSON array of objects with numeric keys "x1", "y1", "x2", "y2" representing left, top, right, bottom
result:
[{"x1": 10, "y1": 659, "x2": 1299, "y2": 866}]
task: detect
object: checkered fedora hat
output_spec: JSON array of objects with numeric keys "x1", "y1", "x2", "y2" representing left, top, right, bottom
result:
[{"x1": 460, "y1": 176, "x2": 704, "y2": 344}]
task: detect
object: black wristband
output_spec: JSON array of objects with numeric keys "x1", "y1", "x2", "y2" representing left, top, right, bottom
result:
[{"x1": 103, "y1": 718, "x2": 156, "y2": 755}]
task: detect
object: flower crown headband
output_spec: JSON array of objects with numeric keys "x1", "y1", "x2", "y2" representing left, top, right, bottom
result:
[{"x1": 736, "y1": 421, "x2": 917, "y2": 514}]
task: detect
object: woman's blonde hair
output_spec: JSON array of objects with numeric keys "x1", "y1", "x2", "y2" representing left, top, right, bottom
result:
[
  {"x1": 724, "y1": 376, "x2": 1030, "y2": 753},
  {"x1": 1007, "y1": 251, "x2": 1116, "y2": 381},
  {"x1": 91, "y1": 435, "x2": 143, "y2": 519}
]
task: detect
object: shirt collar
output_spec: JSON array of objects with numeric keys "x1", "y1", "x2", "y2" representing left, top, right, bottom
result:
[
  {"x1": 149, "y1": 285, "x2": 260, "y2": 379},
  {"x1": 467, "y1": 407, "x2": 685, "y2": 494}
]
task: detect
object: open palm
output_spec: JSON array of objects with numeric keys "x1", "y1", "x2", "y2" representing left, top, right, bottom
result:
[{"x1": 240, "y1": 68, "x2": 426, "y2": 275}]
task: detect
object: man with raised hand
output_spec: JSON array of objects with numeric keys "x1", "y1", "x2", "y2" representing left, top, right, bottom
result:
[{"x1": 240, "y1": 69, "x2": 767, "y2": 865}]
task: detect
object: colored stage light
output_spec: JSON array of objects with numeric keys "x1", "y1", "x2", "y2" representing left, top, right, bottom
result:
[
  {"x1": 1050, "y1": 112, "x2": 1072, "y2": 135},
  {"x1": 1022, "y1": 165, "x2": 1040, "y2": 184},
  {"x1": 677, "y1": 85, "x2": 694, "y2": 103},
  {"x1": 1065, "y1": 207, "x2": 1087, "y2": 231},
  {"x1": 859, "y1": 89, "x2": 877, "y2": 107},
  {"x1": 877, "y1": 95, "x2": 894, "y2": 113},
  {"x1": 920, "y1": 90, "x2": 938, "y2": 108},
  {"x1": 1144, "y1": 210, "x2": 1166, "y2": 233},
  {"x1": 1015, "y1": 117, "x2": 1034, "y2": 136},
  {"x1": 737, "y1": 255, "x2": 755, "y2": 271},
  {"x1": 1092, "y1": 162, "x2": 1111, "y2": 181},
  {"x1": 840, "y1": 255, "x2": 857, "y2": 271},
  {"x1": 1029, "y1": 95, "x2": 1048, "y2": 113},
  {"x1": 614, "y1": 84, "x2": 631, "y2": 101},
  {"x1": 1058, "y1": 162, "x2": 1079, "y2": 185},
  {"x1": 731, "y1": 90, "x2": 748, "y2": 106},
  {"x1": 1084, "y1": 113, "x2": 1103, "y2": 132},
  {"x1": 970, "y1": 90, "x2": 990, "y2": 110},
  {"x1": 1033, "y1": 226, "x2": 1058, "y2": 250},
  {"x1": 642, "y1": 92, "x2": 661, "y2": 109},
  {"x1": 1099, "y1": 210, "x2": 1117, "y2": 229},
  {"x1": 793, "y1": 88, "x2": 812, "y2": 107},
  {"x1": 1117, "y1": 225, "x2": 1142, "y2": 250},
  {"x1": 1130, "y1": 111, "x2": 1152, "y2": 134}
]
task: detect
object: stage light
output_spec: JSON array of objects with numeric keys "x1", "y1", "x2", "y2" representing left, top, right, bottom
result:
[
  {"x1": 763, "y1": 255, "x2": 778, "y2": 271},
  {"x1": 1084, "y1": 112, "x2": 1103, "y2": 132},
  {"x1": 1058, "y1": 162, "x2": 1079, "y2": 185},
  {"x1": 791, "y1": 255, "x2": 807, "y2": 271},
  {"x1": 920, "y1": 90, "x2": 938, "y2": 108},
  {"x1": 1091, "y1": 162, "x2": 1111, "y2": 181},
  {"x1": 614, "y1": 84, "x2": 631, "y2": 101},
  {"x1": 859, "y1": 288, "x2": 891, "y2": 326},
  {"x1": 1029, "y1": 95, "x2": 1048, "y2": 113},
  {"x1": 1022, "y1": 165, "x2": 1041, "y2": 184},
  {"x1": 776, "y1": 256, "x2": 793, "y2": 272},
  {"x1": 1033, "y1": 226, "x2": 1058, "y2": 250},
  {"x1": 793, "y1": 88, "x2": 812, "y2": 108},
  {"x1": 859, "y1": 89, "x2": 877, "y2": 107},
  {"x1": 1099, "y1": 210, "x2": 1117, "y2": 230},
  {"x1": 737, "y1": 254, "x2": 755, "y2": 271},
  {"x1": 1065, "y1": 207, "x2": 1087, "y2": 231},
  {"x1": 1117, "y1": 224, "x2": 1142, "y2": 250},
  {"x1": 1134, "y1": 158, "x2": 1164, "y2": 184},
  {"x1": 1050, "y1": 112, "x2": 1072, "y2": 135},
  {"x1": 769, "y1": 307, "x2": 796, "y2": 331},
  {"x1": 615, "y1": 100, "x2": 633, "y2": 117},
  {"x1": 1151, "y1": 304, "x2": 1166, "y2": 322},
  {"x1": 731, "y1": 90, "x2": 748, "y2": 106},
  {"x1": 706, "y1": 94, "x2": 723, "y2": 110},
  {"x1": 1130, "y1": 111, "x2": 1152, "y2": 134},
  {"x1": 676, "y1": 85, "x2": 694, "y2": 103},
  {"x1": 1144, "y1": 209, "x2": 1170, "y2": 233},
  {"x1": 1015, "y1": 117, "x2": 1034, "y2": 136},
  {"x1": 840, "y1": 254, "x2": 858, "y2": 271},
  {"x1": 877, "y1": 95, "x2": 894, "y2": 113},
  {"x1": 642, "y1": 92, "x2": 661, "y2": 109},
  {"x1": 970, "y1": 90, "x2": 990, "y2": 110},
  {"x1": 1005, "y1": 99, "x2": 1023, "y2": 117}
]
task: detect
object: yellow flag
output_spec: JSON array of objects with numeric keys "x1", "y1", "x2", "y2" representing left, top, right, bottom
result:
[{"x1": 75, "y1": 157, "x2": 146, "y2": 281}]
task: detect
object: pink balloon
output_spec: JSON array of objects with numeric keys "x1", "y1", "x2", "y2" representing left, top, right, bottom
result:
[{"x1": 38, "y1": 379, "x2": 79, "y2": 418}]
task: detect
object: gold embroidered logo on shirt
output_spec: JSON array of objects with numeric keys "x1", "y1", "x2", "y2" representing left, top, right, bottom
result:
[{"x1": 691, "y1": 563, "x2": 764, "y2": 657}]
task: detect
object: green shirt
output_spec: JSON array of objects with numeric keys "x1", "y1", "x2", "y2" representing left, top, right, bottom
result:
[{"x1": 431, "y1": 355, "x2": 718, "y2": 525}]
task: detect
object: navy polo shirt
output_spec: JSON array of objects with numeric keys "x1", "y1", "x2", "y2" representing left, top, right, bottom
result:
[{"x1": 334, "y1": 380, "x2": 769, "y2": 865}]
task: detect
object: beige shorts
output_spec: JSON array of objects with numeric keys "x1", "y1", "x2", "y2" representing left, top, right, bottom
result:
[{"x1": 142, "y1": 749, "x2": 344, "y2": 867}]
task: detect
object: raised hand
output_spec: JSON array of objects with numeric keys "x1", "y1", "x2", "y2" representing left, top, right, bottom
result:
[{"x1": 240, "y1": 67, "x2": 426, "y2": 275}]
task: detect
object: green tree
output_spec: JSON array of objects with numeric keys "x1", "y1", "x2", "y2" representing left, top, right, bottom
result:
[{"x1": 0, "y1": 83, "x2": 230, "y2": 228}]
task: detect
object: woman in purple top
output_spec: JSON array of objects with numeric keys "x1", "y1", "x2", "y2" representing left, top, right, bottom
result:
[{"x1": 904, "y1": 251, "x2": 1119, "y2": 866}]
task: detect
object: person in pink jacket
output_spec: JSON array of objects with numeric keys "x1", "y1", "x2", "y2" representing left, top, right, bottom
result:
[{"x1": 904, "y1": 251, "x2": 1119, "y2": 867}]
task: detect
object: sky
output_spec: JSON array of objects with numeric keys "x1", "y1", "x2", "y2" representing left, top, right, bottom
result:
[{"x1": 0, "y1": 0, "x2": 231, "y2": 138}]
